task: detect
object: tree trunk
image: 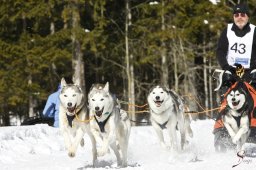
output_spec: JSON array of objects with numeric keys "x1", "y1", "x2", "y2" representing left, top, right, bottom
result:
[
  {"x1": 125, "y1": 0, "x2": 135, "y2": 125},
  {"x1": 22, "y1": 12, "x2": 34, "y2": 118},
  {"x1": 209, "y1": 57, "x2": 213, "y2": 118},
  {"x1": 71, "y1": 1, "x2": 86, "y2": 94},
  {"x1": 161, "y1": 0, "x2": 168, "y2": 86},
  {"x1": 203, "y1": 47, "x2": 209, "y2": 117}
]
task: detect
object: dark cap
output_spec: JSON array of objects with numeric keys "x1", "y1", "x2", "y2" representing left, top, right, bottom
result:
[{"x1": 233, "y1": 3, "x2": 250, "y2": 16}]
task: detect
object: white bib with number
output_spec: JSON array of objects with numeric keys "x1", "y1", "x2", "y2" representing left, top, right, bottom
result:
[{"x1": 227, "y1": 23, "x2": 255, "y2": 68}]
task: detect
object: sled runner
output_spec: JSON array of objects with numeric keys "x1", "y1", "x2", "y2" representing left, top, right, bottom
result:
[
  {"x1": 21, "y1": 114, "x2": 54, "y2": 126},
  {"x1": 213, "y1": 66, "x2": 256, "y2": 154}
]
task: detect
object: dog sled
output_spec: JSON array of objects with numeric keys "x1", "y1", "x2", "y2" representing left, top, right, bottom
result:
[
  {"x1": 21, "y1": 114, "x2": 54, "y2": 126},
  {"x1": 213, "y1": 66, "x2": 256, "y2": 155}
]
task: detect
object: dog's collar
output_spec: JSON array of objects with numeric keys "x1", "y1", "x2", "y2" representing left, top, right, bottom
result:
[{"x1": 74, "y1": 102, "x2": 85, "y2": 115}]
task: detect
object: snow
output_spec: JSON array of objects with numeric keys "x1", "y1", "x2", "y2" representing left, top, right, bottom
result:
[{"x1": 0, "y1": 120, "x2": 255, "y2": 170}]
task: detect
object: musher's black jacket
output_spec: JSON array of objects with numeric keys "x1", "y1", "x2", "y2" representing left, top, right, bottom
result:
[{"x1": 216, "y1": 23, "x2": 256, "y2": 71}]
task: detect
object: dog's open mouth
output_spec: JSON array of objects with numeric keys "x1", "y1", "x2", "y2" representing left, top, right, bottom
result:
[
  {"x1": 95, "y1": 107, "x2": 104, "y2": 117},
  {"x1": 154, "y1": 100, "x2": 163, "y2": 107},
  {"x1": 232, "y1": 101, "x2": 240, "y2": 107},
  {"x1": 67, "y1": 105, "x2": 76, "y2": 113}
]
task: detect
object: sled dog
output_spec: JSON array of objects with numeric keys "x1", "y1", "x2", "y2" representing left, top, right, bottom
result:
[
  {"x1": 223, "y1": 87, "x2": 250, "y2": 150},
  {"x1": 147, "y1": 85, "x2": 193, "y2": 150},
  {"x1": 59, "y1": 78, "x2": 97, "y2": 165},
  {"x1": 88, "y1": 82, "x2": 131, "y2": 167}
]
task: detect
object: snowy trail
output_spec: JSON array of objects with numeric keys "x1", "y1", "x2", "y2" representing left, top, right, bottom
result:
[{"x1": 0, "y1": 120, "x2": 255, "y2": 170}]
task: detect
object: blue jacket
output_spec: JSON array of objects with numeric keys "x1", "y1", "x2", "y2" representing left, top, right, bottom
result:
[{"x1": 43, "y1": 87, "x2": 61, "y2": 127}]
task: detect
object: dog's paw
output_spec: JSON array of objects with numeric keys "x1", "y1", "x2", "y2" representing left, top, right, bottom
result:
[
  {"x1": 160, "y1": 142, "x2": 167, "y2": 148},
  {"x1": 161, "y1": 143, "x2": 171, "y2": 150},
  {"x1": 97, "y1": 148, "x2": 107, "y2": 157}
]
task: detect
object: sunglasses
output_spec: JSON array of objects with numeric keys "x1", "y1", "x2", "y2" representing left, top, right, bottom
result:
[{"x1": 234, "y1": 13, "x2": 246, "y2": 18}]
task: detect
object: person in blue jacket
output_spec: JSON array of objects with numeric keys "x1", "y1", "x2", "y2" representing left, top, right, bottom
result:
[{"x1": 42, "y1": 84, "x2": 61, "y2": 127}]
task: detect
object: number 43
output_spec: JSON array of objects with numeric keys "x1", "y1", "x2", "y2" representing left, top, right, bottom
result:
[{"x1": 230, "y1": 43, "x2": 246, "y2": 54}]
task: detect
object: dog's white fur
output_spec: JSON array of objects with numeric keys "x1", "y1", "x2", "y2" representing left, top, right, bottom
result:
[
  {"x1": 88, "y1": 82, "x2": 131, "y2": 167},
  {"x1": 147, "y1": 85, "x2": 193, "y2": 150},
  {"x1": 59, "y1": 78, "x2": 97, "y2": 165},
  {"x1": 223, "y1": 89, "x2": 250, "y2": 150}
]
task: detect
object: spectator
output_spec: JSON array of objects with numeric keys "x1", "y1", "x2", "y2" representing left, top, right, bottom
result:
[{"x1": 42, "y1": 84, "x2": 61, "y2": 127}]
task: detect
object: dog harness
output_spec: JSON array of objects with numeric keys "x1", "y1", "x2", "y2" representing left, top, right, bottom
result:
[
  {"x1": 232, "y1": 115, "x2": 242, "y2": 128},
  {"x1": 157, "y1": 120, "x2": 169, "y2": 130},
  {"x1": 66, "y1": 114, "x2": 75, "y2": 127},
  {"x1": 94, "y1": 113, "x2": 112, "y2": 133}
]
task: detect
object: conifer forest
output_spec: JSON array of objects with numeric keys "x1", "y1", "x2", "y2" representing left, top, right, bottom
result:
[{"x1": 0, "y1": 0, "x2": 255, "y2": 126}]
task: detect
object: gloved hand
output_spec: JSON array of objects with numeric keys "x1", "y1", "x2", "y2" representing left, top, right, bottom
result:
[
  {"x1": 225, "y1": 65, "x2": 236, "y2": 74},
  {"x1": 234, "y1": 63, "x2": 244, "y2": 77},
  {"x1": 234, "y1": 63, "x2": 243, "y2": 70}
]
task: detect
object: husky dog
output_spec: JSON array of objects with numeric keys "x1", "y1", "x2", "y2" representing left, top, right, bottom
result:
[
  {"x1": 147, "y1": 85, "x2": 193, "y2": 150},
  {"x1": 88, "y1": 82, "x2": 131, "y2": 167},
  {"x1": 59, "y1": 78, "x2": 97, "y2": 165},
  {"x1": 223, "y1": 87, "x2": 250, "y2": 150}
]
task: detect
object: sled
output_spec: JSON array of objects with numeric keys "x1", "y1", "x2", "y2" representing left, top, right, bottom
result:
[{"x1": 21, "y1": 115, "x2": 54, "y2": 126}]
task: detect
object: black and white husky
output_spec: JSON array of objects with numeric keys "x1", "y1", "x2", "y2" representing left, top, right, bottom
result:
[
  {"x1": 88, "y1": 82, "x2": 131, "y2": 167},
  {"x1": 147, "y1": 85, "x2": 193, "y2": 150},
  {"x1": 59, "y1": 78, "x2": 97, "y2": 165},
  {"x1": 223, "y1": 87, "x2": 250, "y2": 151}
]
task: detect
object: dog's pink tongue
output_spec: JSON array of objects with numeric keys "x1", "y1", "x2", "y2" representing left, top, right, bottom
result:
[{"x1": 155, "y1": 101, "x2": 161, "y2": 107}]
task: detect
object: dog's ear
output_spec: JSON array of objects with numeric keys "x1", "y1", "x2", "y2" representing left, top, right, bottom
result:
[
  {"x1": 61, "y1": 78, "x2": 67, "y2": 88},
  {"x1": 161, "y1": 84, "x2": 171, "y2": 93},
  {"x1": 104, "y1": 82, "x2": 109, "y2": 92},
  {"x1": 148, "y1": 86, "x2": 155, "y2": 94}
]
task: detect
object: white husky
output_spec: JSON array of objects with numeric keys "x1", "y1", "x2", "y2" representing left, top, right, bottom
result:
[
  {"x1": 147, "y1": 85, "x2": 193, "y2": 150},
  {"x1": 223, "y1": 87, "x2": 250, "y2": 150},
  {"x1": 59, "y1": 78, "x2": 97, "y2": 165},
  {"x1": 88, "y1": 82, "x2": 131, "y2": 167}
]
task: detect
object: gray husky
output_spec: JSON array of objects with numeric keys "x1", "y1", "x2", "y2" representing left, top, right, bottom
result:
[
  {"x1": 88, "y1": 82, "x2": 131, "y2": 167},
  {"x1": 147, "y1": 85, "x2": 193, "y2": 150},
  {"x1": 59, "y1": 78, "x2": 97, "y2": 165}
]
